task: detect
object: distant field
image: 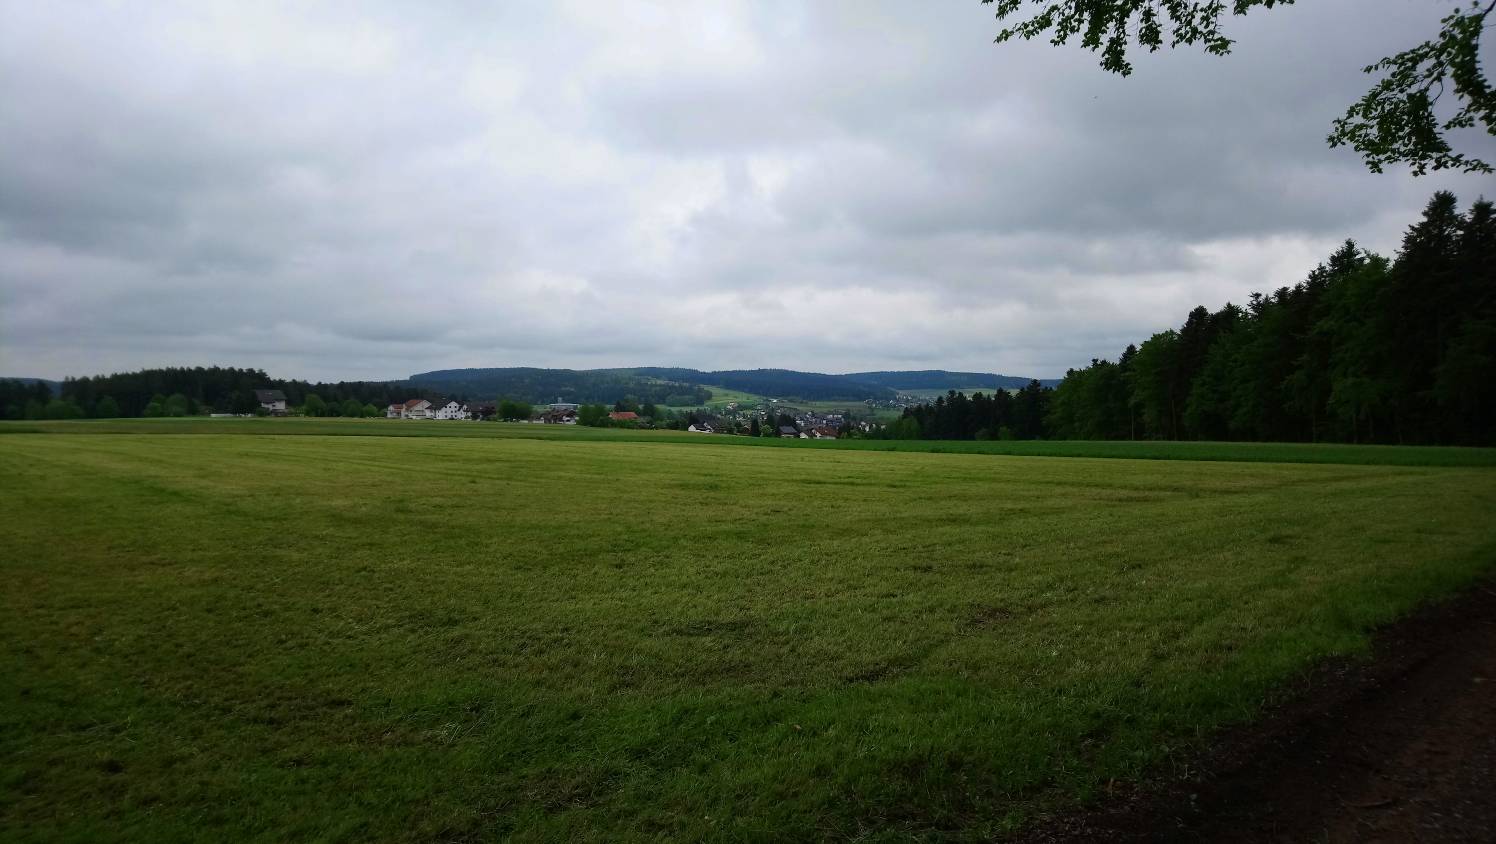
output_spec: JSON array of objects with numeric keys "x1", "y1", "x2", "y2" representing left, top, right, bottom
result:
[
  {"x1": 779, "y1": 399, "x2": 901, "y2": 421},
  {"x1": 667, "y1": 386, "x2": 886, "y2": 420},
  {"x1": 899, "y1": 386, "x2": 1011, "y2": 400},
  {"x1": 653, "y1": 381, "x2": 894, "y2": 420},
  {"x1": 2, "y1": 429, "x2": 1494, "y2": 839},
  {"x1": 695, "y1": 384, "x2": 763, "y2": 408},
  {"x1": 658, "y1": 383, "x2": 764, "y2": 411},
  {"x1": 5, "y1": 418, "x2": 1496, "y2": 467}
]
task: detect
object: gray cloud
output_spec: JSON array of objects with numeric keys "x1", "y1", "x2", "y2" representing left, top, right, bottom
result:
[{"x1": 2, "y1": 0, "x2": 1493, "y2": 382}]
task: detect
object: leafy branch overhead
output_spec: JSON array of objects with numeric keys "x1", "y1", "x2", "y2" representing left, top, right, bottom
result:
[
  {"x1": 983, "y1": 0, "x2": 1496, "y2": 174},
  {"x1": 1331, "y1": 2, "x2": 1496, "y2": 175}
]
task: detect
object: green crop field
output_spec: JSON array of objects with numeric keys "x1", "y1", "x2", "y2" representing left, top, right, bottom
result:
[
  {"x1": 2, "y1": 425, "x2": 1495, "y2": 841},
  {"x1": 6, "y1": 418, "x2": 1496, "y2": 467}
]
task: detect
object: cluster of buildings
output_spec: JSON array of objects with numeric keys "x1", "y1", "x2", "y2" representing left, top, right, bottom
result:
[
  {"x1": 780, "y1": 425, "x2": 841, "y2": 439},
  {"x1": 700, "y1": 405, "x2": 855, "y2": 438},
  {"x1": 340, "y1": 396, "x2": 869, "y2": 439},
  {"x1": 384, "y1": 398, "x2": 582, "y2": 423},
  {"x1": 541, "y1": 404, "x2": 579, "y2": 424},
  {"x1": 680, "y1": 407, "x2": 846, "y2": 438},
  {"x1": 250, "y1": 390, "x2": 871, "y2": 437},
  {"x1": 385, "y1": 398, "x2": 474, "y2": 420}
]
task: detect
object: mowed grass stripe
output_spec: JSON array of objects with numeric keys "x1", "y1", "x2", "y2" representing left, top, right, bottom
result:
[
  {"x1": 1, "y1": 433, "x2": 1494, "y2": 841},
  {"x1": 5, "y1": 417, "x2": 1496, "y2": 466}
]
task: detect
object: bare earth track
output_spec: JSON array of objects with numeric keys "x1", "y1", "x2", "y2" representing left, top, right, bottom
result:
[{"x1": 1020, "y1": 579, "x2": 1496, "y2": 843}]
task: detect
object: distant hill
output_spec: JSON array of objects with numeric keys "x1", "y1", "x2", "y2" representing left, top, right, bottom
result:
[
  {"x1": 413, "y1": 367, "x2": 896, "y2": 403},
  {"x1": 845, "y1": 370, "x2": 1061, "y2": 391},
  {"x1": 410, "y1": 367, "x2": 1057, "y2": 404},
  {"x1": 625, "y1": 368, "x2": 898, "y2": 401},
  {"x1": 0, "y1": 377, "x2": 61, "y2": 395},
  {"x1": 409, "y1": 368, "x2": 712, "y2": 406}
]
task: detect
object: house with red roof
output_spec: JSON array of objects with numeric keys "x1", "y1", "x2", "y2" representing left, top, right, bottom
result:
[{"x1": 385, "y1": 398, "x2": 433, "y2": 419}]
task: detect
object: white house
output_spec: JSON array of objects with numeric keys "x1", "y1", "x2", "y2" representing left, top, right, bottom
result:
[
  {"x1": 254, "y1": 389, "x2": 287, "y2": 415},
  {"x1": 385, "y1": 403, "x2": 404, "y2": 419},
  {"x1": 432, "y1": 399, "x2": 468, "y2": 420}
]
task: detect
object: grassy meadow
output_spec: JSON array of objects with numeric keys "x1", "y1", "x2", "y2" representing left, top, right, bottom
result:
[
  {"x1": 2, "y1": 425, "x2": 1495, "y2": 840},
  {"x1": 6, "y1": 417, "x2": 1496, "y2": 467}
]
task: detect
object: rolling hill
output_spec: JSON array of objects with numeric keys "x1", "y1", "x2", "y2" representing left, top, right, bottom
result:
[
  {"x1": 844, "y1": 370, "x2": 1060, "y2": 391},
  {"x1": 409, "y1": 367, "x2": 1057, "y2": 404}
]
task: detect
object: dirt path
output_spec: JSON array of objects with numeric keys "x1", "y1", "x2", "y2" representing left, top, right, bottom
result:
[{"x1": 1021, "y1": 580, "x2": 1496, "y2": 842}]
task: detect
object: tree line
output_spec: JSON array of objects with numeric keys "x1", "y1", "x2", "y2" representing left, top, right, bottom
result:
[
  {"x1": 408, "y1": 368, "x2": 713, "y2": 406},
  {"x1": 0, "y1": 379, "x2": 79, "y2": 421},
  {"x1": 881, "y1": 382, "x2": 1051, "y2": 441},
  {"x1": 886, "y1": 192, "x2": 1494, "y2": 446},
  {"x1": 1050, "y1": 191, "x2": 1495, "y2": 445},
  {"x1": 0, "y1": 366, "x2": 420, "y2": 420}
]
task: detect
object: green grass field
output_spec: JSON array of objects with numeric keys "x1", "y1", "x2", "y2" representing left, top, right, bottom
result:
[
  {"x1": 898, "y1": 387, "x2": 1010, "y2": 400},
  {"x1": 5, "y1": 418, "x2": 1496, "y2": 467},
  {"x1": 662, "y1": 386, "x2": 758, "y2": 412},
  {"x1": 695, "y1": 384, "x2": 764, "y2": 409},
  {"x1": 2, "y1": 425, "x2": 1494, "y2": 840}
]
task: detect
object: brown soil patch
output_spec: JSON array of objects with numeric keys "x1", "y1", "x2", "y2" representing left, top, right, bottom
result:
[{"x1": 1016, "y1": 579, "x2": 1496, "y2": 842}]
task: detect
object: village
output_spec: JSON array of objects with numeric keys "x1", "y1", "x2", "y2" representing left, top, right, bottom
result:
[{"x1": 372, "y1": 395, "x2": 868, "y2": 438}]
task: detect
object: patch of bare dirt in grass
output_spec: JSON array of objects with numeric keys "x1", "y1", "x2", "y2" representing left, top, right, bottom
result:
[{"x1": 1015, "y1": 578, "x2": 1496, "y2": 842}]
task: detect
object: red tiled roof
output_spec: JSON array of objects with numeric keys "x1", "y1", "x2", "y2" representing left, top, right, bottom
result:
[{"x1": 609, "y1": 411, "x2": 639, "y2": 420}]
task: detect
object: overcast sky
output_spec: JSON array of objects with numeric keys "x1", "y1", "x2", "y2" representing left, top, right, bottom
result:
[{"x1": 2, "y1": 1, "x2": 1493, "y2": 382}]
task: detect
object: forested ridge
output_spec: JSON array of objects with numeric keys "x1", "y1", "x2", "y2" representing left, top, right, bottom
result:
[
  {"x1": 409, "y1": 367, "x2": 1053, "y2": 402},
  {"x1": 898, "y1": 192, "x2": 1495, "y2": 446},
  {"x1": 0, "y1": 367, "x2": 412, "y2": 420},
  {"x1": 845, "y1": 370, "x2": 1059, "y2": 391},
  {"x1": 409, "y1": 368, "x2": 711, "y2": 405},
  {"x1": 431, "y1": 367, "x2": 899, "y2": 402}
]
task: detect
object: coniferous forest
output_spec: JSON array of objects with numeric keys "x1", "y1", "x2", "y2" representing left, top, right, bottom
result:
[
  {"x1": 0, "y1": 368, "x2": 412, "y2": 421},
  {"x1": 897, "y1": 192, "x2": 1495, "y2": 447}
]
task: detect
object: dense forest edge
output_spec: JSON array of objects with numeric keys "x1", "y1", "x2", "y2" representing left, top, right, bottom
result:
[
  {"x1": 891, "y1": 191, "x2": 1495, "y2": 447},
  {"x1": 2, "y1": 191, "x2": 1491, "y2": 446}
]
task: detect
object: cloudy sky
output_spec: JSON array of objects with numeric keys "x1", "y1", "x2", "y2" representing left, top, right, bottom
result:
[{"x1": 2, "y1": 0, "x2": 1493, "y2": 382}]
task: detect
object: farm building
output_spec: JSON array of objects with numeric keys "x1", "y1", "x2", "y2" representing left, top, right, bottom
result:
[
  {"x1": 433, "y1": 400, "x2": 468, "y2": 420},
  {"x1": 385, "y1": 399, "x2": 433, "y2": 420},
  {"x1": 254, "y1": 389, "x2": 287, "y2": 415}
]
